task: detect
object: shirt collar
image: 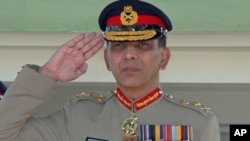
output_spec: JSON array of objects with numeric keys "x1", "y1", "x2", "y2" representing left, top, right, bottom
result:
[{"x1": 116, "y1": 87, "x2": 163, "y2": 112}]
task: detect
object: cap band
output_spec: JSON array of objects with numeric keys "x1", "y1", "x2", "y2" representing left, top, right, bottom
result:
[
  {"x1": 105, "y1": 30, "x2": 157, "y2": 41},
  {"x1": 105, "y1": 25, "x2": 165, "y2": 32},
  {"x1": 106, "y1": 15, "x2": 166, "y2": 29},
  {"x1": 103, "y1": 25, "x2": 167, "y2": 41}
]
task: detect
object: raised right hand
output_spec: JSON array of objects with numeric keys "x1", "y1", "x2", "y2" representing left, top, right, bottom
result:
[{"x1": 39, "y1": 32, "x2": 104, "y2": 82}]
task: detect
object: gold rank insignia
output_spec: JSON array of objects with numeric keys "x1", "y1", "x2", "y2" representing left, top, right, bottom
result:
[
  {"x1": 120, "y1": 5, "x2": 138, "y2": 26},
  {"x1": 164, "y1": 94, "x2": 213, "y2": 117}
]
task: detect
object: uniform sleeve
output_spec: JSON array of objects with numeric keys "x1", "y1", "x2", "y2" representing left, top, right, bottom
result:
[
  {"x1": 0, "y1": 67, "x2": 69, "y2": 141},
  {"x1": 19, "y1": 108, "x2": 70, "y2": 141},
  {"x1": 200, "y1": 115, "x2": 221, "y2": 141}
]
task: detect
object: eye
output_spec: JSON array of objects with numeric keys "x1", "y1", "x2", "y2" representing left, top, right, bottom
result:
[
  {"x1": 110, "y1": 42, "x2": 124, "y2": 51},
  {"x1": 138, "y1": 42, "x2": 147, "y2": 46},
  {"x1": 136, "y1": 41, "x2": 152, "y2": 51}
]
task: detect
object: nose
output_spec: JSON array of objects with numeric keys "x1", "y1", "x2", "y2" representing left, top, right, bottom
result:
[{"x1": 123, "y1": 46, "x2": 138, "y2": 60}]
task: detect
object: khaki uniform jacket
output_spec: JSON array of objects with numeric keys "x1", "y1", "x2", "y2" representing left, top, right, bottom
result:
[{"x1": 0, "y1": 67, "x2": 221, "y2": 141}]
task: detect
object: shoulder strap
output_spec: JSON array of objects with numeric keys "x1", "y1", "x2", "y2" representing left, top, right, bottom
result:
[
  {"x1": 71, "y1": 90, "x2": 116, "y2": 104},
  {"x1": 163, "y1": 93, "x2": 214, "y2": 118}
]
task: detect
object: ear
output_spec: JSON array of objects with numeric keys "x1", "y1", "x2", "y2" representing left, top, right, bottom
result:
[
  {"x1": 160, "y1": 48, "x2": 171, "y2": 70},
  {"x1": 104, "y1": 49, "x2": 110, "y2": 71}
]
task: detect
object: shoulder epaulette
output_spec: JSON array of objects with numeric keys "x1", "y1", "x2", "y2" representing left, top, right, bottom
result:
[
  {"x1": 163, "y1": 93, "x2": 213, "y2": 118},
  {"x1": 72, "y1": 90, "x2": 116, "y2": 104}
]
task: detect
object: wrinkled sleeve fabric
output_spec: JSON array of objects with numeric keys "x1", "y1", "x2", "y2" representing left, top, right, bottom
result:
[
  {"x1": 0, "y1": 67, "x2": 70, "y2": 141},
  {"x1": 200, "y1": 115, "x2": 221, "y2": 141}
]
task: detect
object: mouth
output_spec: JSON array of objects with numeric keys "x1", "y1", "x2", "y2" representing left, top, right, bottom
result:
[{"x1": 122, "y1": 67, "x2": 140, "y2": 73}]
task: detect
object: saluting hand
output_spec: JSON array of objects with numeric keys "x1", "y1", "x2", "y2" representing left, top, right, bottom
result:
[{"x1": 40, "y1": 32, "x2": 104, "y2": 82}]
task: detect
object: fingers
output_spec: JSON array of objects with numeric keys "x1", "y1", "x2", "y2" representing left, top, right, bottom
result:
[
  {"x1": 74, "y1": 33, "x2": 99, "y2": 50},
  {"x1": 75, "y1": 63, "x2": 88, "y2": 77},
  {"x1": 62, "y1": 34, "x2": 86, "y2": 48},
  {"x1": 73, "y1": 33, "x2": 104, "y2": 61},
  {"x1": 80, "y1": 34, "x2": 105, "y2": 61},
  {"x1": 59, "y1": 32, "x2": 104, "y2": 64},
  {"x1": 61, "y1": 32, "x2": 98, "y2": 50}
]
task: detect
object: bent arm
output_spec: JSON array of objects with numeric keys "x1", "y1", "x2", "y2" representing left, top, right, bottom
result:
[{"x1": 0, "y1": 66, "x2": 59, "y2": 140}]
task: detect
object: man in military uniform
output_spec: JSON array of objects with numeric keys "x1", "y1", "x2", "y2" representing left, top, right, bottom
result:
[{"x1": 0, "y1": 0, "x2": 221, "y2": 141}]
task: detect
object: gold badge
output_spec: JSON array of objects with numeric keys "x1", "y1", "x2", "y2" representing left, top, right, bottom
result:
[
  {"x1": 120, "y1": 5, "x2": 138, "y2": 26},
  {"x1": 121, "y1": 114, "x2": 139, "y2": 141}
]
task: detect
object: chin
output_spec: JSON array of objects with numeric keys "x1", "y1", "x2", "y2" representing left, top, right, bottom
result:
[{"x1": 119, "y1": 79, "x2": 142, "y2": 88}]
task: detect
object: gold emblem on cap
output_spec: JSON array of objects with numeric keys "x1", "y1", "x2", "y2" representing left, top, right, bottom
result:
[{"x1": 120, "y1": 5, "x2": 138, "y2": 26}]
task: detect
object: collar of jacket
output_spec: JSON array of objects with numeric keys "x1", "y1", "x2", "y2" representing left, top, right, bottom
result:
[{"x1": 116, "y1": 87, "x2": 163, "y2": 112}]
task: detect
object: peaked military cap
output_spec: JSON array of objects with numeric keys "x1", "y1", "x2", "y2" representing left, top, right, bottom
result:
[{"x1": 98, "y1": 0, "x2": 172, "y2": 41}]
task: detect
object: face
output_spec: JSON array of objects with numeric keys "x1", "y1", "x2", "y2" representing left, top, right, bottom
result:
[{"x1": 104, "y1": 39, "x2": 170, "y2": 90}]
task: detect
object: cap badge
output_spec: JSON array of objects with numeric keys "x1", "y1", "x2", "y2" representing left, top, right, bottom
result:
[{"x1": 120, "y1": 5, "x2": 138, "y2": 26}]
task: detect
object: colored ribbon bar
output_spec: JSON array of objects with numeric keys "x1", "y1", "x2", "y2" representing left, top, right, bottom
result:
[{"x1": 140, "y1": 125, "x2": 193, "y2": 141}]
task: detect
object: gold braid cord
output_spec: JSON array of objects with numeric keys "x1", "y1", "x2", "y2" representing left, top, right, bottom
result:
[{"x1": 105, "y1": 30, "x2": 157, "y2": 41}]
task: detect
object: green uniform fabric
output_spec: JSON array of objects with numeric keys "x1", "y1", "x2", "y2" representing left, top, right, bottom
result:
[{"x1": 0, "y1": 66, "x2": 220, "y2": 141}]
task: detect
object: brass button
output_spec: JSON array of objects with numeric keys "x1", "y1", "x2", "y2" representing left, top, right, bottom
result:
[
  {"x1": 83, "y1": 92, "x2": 92, "y2": 97},
  {"x1": 166, "y1": 94, "x2": 173, "y2": 99},
  {"x1": 75, "y1": 94, "x2": 80, "y2": 98},
  {"x1": 108, "y1": 91, "x2": 115, "y2": 96},
  {"x1": 96, "y1": 95, "x2": 105, "y2": 102},
  {"x1": 192, "y1": 101, "x2": 201, "y2": 107},
  {"x1": 181, "y1": 99, "x2": 189, "y2": 105}
]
